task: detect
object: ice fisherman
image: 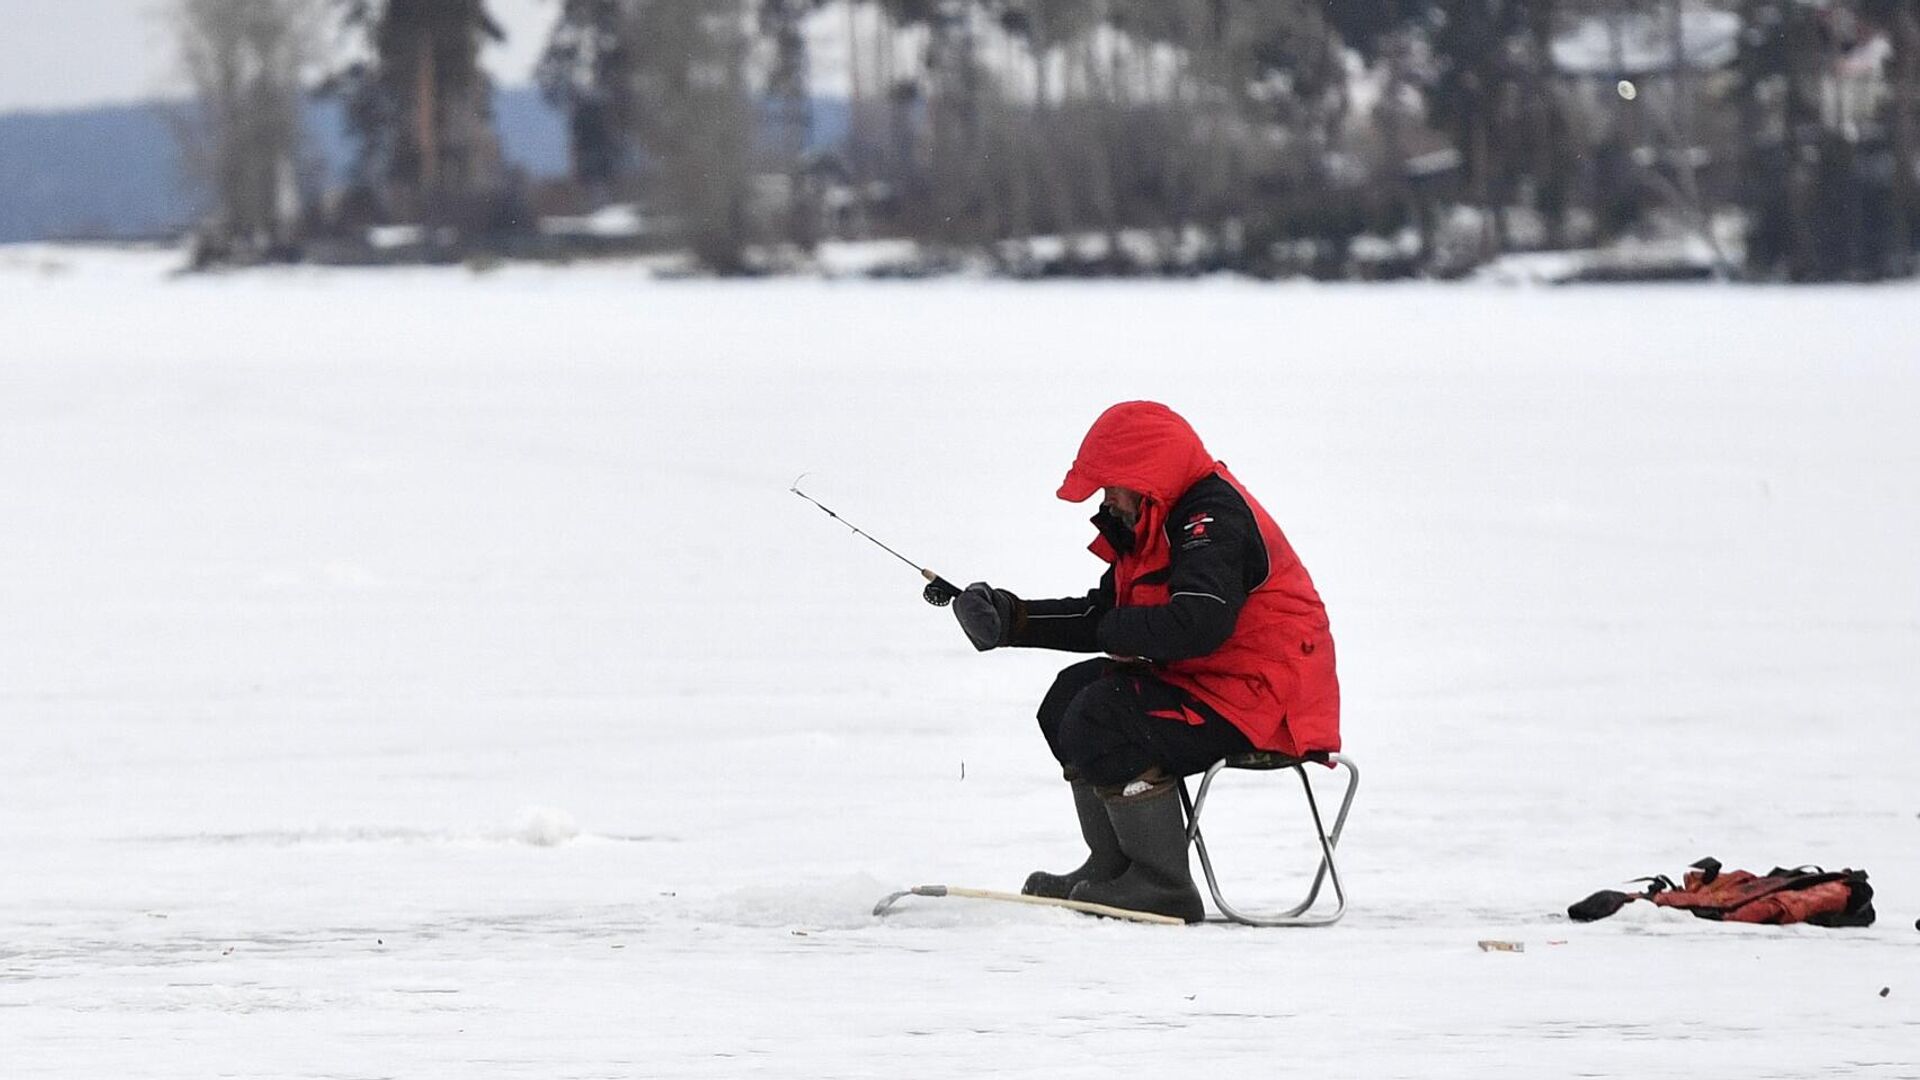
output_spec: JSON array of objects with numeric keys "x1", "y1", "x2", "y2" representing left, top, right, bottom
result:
[{"x1": 951, "y1": 401, "x2": 1340, "y2": 923}]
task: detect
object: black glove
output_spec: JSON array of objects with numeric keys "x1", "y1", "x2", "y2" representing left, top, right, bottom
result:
[{"x1": 954, "y1": 582, "x2": 1019, "y2": 652}]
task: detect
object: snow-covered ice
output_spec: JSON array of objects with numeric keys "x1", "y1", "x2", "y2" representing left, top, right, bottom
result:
[{"x1": 3, "y1": 247, "x2": 1917, "y2": 1077}]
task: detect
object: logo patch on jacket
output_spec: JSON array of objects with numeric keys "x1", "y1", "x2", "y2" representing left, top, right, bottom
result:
[{"x1": 1180, "y1": 513, "x2": 1215, "y2": 550}]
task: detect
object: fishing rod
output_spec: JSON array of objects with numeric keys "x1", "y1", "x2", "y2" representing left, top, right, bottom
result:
[{"x1": 790, "y1": 476, "x2": 962, "y2": 607}]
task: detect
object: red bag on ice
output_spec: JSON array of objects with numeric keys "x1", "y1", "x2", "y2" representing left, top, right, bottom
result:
[{"x1": 1567, "y1": 857, "x2": 1875, "y2": 927}]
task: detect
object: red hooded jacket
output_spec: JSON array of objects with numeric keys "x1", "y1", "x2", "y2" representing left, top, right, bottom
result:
[{"x1": 1053, "y1": 402, "x2": 1340, "y2": 757}]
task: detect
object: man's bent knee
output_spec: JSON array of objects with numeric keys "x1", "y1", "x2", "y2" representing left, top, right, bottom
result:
[
  {"x1": 1035, "y1": 658, "x2": 1111, "y2": 765},
  {"x1": 1038, "y1": 659, "x2": 1109, "y2": 723},
  {"x1": 1055, "y1": 680, "x2": 1155, "y2": 787}
]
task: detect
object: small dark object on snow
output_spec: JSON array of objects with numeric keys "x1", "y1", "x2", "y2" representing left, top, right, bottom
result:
[
  {"x1": 1881, "y1": 987, "x2": 1891, "y2": 997},
  {"x1": 1568, "y1": 889, "x2": 1636, "y2": 922}
]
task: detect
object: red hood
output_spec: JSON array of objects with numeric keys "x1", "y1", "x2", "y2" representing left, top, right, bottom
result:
[{"x1": 1057, "y1": 402, "x2": 1216, "y2": 504}]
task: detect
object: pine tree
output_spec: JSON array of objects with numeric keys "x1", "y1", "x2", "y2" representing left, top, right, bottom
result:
[
  {"x1": 328, "y1": 0, "x2": 506, "y2": 223},
  {"x1": 538, "y1": 0, "x2": 641, "y2": 194}
]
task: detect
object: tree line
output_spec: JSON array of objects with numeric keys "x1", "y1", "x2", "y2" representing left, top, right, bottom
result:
[{"x1": 174, "y1": 0, "x2": 1920, "y2": 281}]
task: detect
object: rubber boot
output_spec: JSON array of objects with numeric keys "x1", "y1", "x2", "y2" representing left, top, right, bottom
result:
[
  {"x1": 1021, "y1": 777, "x2": 1129, "y2": 899},
  {"x1": 1068, "y1": 781, "x2": 1206, "y2": 924}
]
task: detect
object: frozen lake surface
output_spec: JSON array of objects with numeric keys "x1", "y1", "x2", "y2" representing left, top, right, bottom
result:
[{"x1": 4, "y1": 246, "x2": 1918, "y2": 1077}]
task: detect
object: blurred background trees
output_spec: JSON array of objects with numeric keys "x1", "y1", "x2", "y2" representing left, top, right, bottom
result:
[
  {"x1": 324, "y1": 0, "x2": 516, "y2": 238},
  {"x1": 170, "y1": 0, "x2": 325, "y2": 264},
  {"x1": 170, "y1": 0, "x2": 1920, "y2": 280}
]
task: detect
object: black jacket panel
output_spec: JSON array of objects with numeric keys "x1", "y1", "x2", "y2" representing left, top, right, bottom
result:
[
  {"x1": 1013, "y1": 567, "x2": 1114, "y2": 653},
  {"x1": 1095, "y1": 475, "x2": 1260, "y2": 663}
]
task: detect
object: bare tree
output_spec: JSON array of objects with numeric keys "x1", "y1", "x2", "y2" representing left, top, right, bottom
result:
[
  {"x1": 1864, "y1": 0, "x2": 1920, "y2": 275},
  {"x1": 172, "y1": 0, "x2": 323, "y2": 262},
  {"x1": 1896, "y1": 1, "x2": 1920, "y2": 275},
  {"x1": 761, "y1": 0, "x2": 824, "y2": 251},
  {"x1": 625, "y1": 0, "x2": 761, "y2": 272}
]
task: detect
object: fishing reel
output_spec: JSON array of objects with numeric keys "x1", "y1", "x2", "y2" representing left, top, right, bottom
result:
[{"x1": 921, "y1": 574, "x2": 961, "y2": 607}]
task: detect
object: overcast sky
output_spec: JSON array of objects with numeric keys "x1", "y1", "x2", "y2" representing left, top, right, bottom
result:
[{"x1": 0, "y1": 0, "x2": 555, "y2": 113}]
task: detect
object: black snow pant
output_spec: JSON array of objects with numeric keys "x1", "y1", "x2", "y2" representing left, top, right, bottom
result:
[{"x1": 1037, "y1": 658, "x2": 1256, "y2": 788}]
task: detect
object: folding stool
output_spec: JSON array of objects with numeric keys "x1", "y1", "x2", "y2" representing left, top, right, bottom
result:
[{"x1": 1178, "y1": 750, "x2": 1359, "y2": 927}]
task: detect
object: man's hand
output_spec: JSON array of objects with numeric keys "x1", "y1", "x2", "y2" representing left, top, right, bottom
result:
[{"x1": 954, "y1": 582, "x2": 1019, "y2": 651}]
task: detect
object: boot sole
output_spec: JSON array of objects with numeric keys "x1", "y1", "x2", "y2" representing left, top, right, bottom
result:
[{"x1": 873, "y1": 885, "x2": 1190, "y2": 925}]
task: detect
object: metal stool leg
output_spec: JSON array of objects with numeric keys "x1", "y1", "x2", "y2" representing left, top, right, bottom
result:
[{"x1": 1182, "y1": 753, "x2": 1359, "y2": 927}]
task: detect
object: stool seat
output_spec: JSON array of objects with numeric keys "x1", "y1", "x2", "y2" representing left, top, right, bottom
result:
[
  {"x1": 1179, "y1": 751, "x2": 1358, "y2": 927},
  {"x1": 1221, "y1": 749, "x2": 1333, "y2": 771}
]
